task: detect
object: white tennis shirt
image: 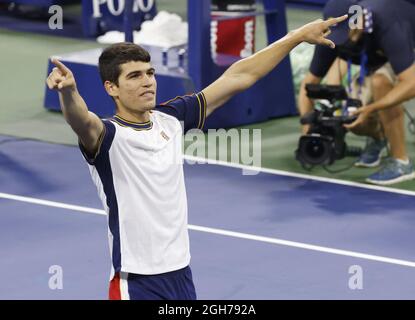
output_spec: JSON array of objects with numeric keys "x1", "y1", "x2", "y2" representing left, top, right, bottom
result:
[{"x1": 80, "y1": 92, "x2": 206, "y2": 276}]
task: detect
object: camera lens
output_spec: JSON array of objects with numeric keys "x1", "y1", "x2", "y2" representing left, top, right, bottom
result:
[
  {"x1": 297, "y1": 135, "x2": 333, "y2": 165},
  {"x1": 305, "y1": 138, "x2": 325, "y2": 160}
]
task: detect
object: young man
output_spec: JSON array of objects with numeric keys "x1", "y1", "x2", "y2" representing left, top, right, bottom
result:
[
  {"x1": 46, "y1": 15, "x2": 346, "y2": 300},
  {"x1": 299, "y1": 0, "x2": 415, "y2": 185}
]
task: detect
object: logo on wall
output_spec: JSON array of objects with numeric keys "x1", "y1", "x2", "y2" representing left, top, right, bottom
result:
[
  {"x1": 92, "y1": 0, "x2": 156, "y2": 17},
  {"x1": 83, "y1": 0, "x2": 157, "y2": 37}
]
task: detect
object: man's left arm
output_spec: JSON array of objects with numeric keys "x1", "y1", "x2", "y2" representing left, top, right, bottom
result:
[
  {"x1": 369, "y1": 64, "x2": 415, "y2": 111},
  {"x1": 345, "y1": 63, "x2": 415, "y2": 130},
  {"x1": 345, "y1": 19, "x2": 415, "y2": 130},
  {"x1": 202, "y1": 16, "x2": 348, "y2": 117}
]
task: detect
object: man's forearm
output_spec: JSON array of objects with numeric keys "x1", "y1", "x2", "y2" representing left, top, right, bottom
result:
[
  {"x1": 298, "y1": 73, "x2": 321, "y2": 116},
  {"x1": 369, "y1": 79, "x2": 415, "y2": 112},
  {"x1": 224, "y1": 30, "x2": 304, "y2": 87},
  {"x1": 203, "y1": 16, "x2": 343, "y2": 114},
  {"x1": 59, "y1": 88, "x2": 92, "y2": 135},
  {"x1": 47, "y1": 59, "x2": 103, "y2": 152}
]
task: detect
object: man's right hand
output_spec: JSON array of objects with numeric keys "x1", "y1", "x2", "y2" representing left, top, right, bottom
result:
[
  {"x1": 46, "y1": 59, "x2": 76, "y2": 91},
  {"x1": 45, "y1": 58, "x2": 103, "y2": 157}
]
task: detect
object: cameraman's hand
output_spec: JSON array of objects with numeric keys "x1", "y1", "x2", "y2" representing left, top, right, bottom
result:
[
  {"x1": 293, "y1": 15, "x2": 348, "y2": 49},
  {"x1": 344, "y1": 105, "x2": 375, "y2": 130}
]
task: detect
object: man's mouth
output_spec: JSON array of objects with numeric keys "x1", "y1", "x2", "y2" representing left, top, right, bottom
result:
[{"x1": 140, "y1": 90, "x2": 155, "y2": 98}]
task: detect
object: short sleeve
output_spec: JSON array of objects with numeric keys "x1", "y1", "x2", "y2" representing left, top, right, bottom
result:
[
  {"x1": 309, "y1": 44, "x2": 337, "y2": 78},
  {"x1": 155, "y1": 92, "x2": 207, "y2": 132},
  {"x1": 79, "y1": 120, "x2": 116, "y2": 165},
  {"x1": 377, "y1": 22, "x2": 415, "y2": 75}
]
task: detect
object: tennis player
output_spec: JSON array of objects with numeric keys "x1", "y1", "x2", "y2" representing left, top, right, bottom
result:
[{"x1": 46, "y1": 15, "x2": 347, "y2": 300}]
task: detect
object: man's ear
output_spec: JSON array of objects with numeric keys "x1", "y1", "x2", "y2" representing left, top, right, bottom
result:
[{"x1": 104, "y1": 80, "x2": 119, "y2": 98}]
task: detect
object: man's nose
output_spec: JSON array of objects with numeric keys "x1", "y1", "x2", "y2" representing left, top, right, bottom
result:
[{"x1": 142, "y1": 75, "x2": 153, "y2": 87}]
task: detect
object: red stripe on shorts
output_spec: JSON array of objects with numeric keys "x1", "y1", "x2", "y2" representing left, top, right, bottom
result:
[{"x1": 109, "y1": 272, "x2": 121, "y2": 300}]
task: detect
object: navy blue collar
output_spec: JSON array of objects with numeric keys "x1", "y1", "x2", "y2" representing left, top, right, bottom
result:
[{"x1": 112, "y1": 115, "x2": 153, "y2": 131}]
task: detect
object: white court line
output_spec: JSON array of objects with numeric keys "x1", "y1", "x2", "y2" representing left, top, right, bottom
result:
[
  {"x1": 183, "y1": 155, "x2": 415, "y2": 197},
  {"x1": 0, "y1": 192, "x2": 104, "y2": 215},
  {"x1": 7, "y1": 137, "x2": 414, "y2": 197},
  {"x1": 1, "y1": 191, "x2": 415, "y2": 268}
]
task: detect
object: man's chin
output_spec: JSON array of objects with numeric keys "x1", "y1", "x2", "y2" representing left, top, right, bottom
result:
[
  {"x1": 146, "y1": 102, "x2": 156, "y2": 110},
  {"x1": 139, "y1": 100, "x2": 156, "y2": 111}
]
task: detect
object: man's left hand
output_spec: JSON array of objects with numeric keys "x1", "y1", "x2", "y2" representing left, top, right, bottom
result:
[
  {"x1": 344, "y1": 105, "x2": 375, "y2": 130},
  {"x1": 295, "y1": 15, "x2": 348, "y2": 49}
]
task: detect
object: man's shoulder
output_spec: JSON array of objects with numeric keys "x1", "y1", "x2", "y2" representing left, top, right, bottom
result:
[
  {"x1": 153, "y1": 104, "x2": 186, "y2": 123},
  {"x1": 360, "y1": 0, "x2": 389, "y2": 9},
  {"x1": 362, "y1": 0, "x2": 412, "y2": 20},
  {"x1": 152, "y1": 108, "x2": 183, "y2": 130},
  {"x1": 152, "y1": 108, "x2": 179, "y2": 120}
]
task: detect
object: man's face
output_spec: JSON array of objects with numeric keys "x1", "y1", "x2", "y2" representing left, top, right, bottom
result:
[{"x1": 111, "y1": 61, "x2": 157, "y2": 113}]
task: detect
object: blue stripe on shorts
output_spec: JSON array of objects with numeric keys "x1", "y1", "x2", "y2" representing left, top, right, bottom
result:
[{"x1": 127, "y1": 265, "x2": 197, "y2": 300}]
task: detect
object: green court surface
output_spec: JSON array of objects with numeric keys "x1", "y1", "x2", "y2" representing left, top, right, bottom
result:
[{"x1": 1, "y1": 2, "x2": 415, "y2": 192}]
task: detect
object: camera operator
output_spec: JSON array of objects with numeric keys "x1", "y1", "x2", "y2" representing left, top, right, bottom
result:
[{"x1": 298, "y1": 0, "x2": 415, "y2": 185}]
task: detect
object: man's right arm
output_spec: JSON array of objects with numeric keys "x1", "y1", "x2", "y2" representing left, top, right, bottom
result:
[
  {"x1": 298, "y1": 72, "x2": 321, "y2": 134},
  {"x1": 298, "y1": 71, "x2": 322, "y2": 116},
  {"x1": 298, "y1": 44, "x2": 337, "y2": 133},
  {"x1": 299, "y1": 58, "x2": 347, "y2": 120},
  {"x1": 46, "y1": 59, "x2": 104, "y2": 156}
]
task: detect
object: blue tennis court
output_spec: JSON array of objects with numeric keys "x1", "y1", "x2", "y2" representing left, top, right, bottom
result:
[{"x1": 1, "y1": 136, "x2": 415, "y2": 300}]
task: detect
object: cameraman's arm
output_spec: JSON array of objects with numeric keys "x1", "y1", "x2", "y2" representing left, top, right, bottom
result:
[
  {"x1": 369, "y1": 22, "x2": 415, "y2": 111},
  {"x1": 299, "y1": 72, "x2": 322, "y2": 116},
  {"x1": 298, "y1": 72, "x2": 321, "y2": 133},
  {"x1": 299, "y1": 44, "x2": 337, "y2": 133},
  {"x1": 368, "y1": 64, "x2": 415, "y2": 112},
  {"x1": 345, "y1": 63, "x2": 415, "y2": 130},
  {"x1": 299, "y1": 58, "x2": 345, "y2": 117}
]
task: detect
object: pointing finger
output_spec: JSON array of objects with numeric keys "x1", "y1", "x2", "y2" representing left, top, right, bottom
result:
[
  {"x1": 324, "y1": 14, "x2": 348, "y2": 28},
  {"x1": 51, "y1": 58, "x2": 70, "y2": 75}
]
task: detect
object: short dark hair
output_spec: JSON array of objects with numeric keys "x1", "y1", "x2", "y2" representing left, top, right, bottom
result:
[{"x1": 98, "y1": 42, "x2": 151, "y2": 85}]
